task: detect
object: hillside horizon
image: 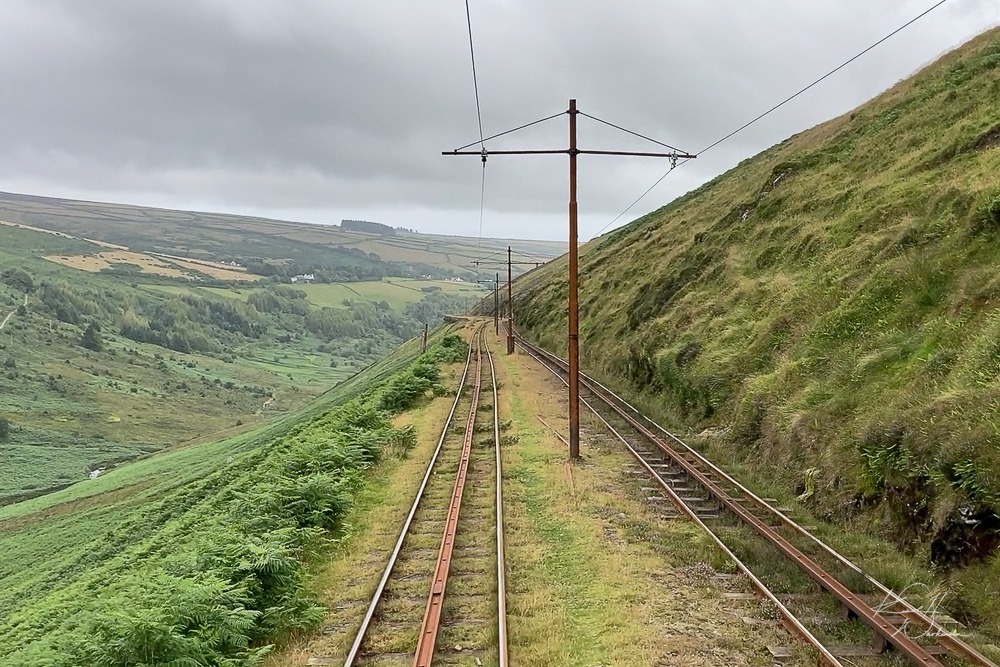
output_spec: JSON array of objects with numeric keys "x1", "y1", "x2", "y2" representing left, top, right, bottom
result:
[{"x1": 0, "y1": 190, "x2": 569, "y2": 247}]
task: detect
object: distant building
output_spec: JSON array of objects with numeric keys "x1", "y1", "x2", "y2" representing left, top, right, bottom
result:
[{"x1": 290, "y1": 273, "x2": 315, "y2": 283}]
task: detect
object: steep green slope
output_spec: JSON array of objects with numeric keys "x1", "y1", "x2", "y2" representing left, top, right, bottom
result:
[
  {"x1": 0, "y1": 326, "x2": 465, "y2": 665},
  {"x1": 517, "y1": 27, "x2": 1000, "y2": 614}
]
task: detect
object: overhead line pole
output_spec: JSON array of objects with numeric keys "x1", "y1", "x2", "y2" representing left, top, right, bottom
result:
[
  {"x1": 472, "y1": 252, "x2": 541, "y2": 353},
  {"x1": 507, "y1": 246, "x2": 513, "y2": 354},
  {"x1": 475, "y1": 277, "x2": 501, "y2": 335},
  {"x1": 446, "y1": 99, "x2": 694, "y2": 459},
  {"x1": 568, "y1": 101, "x2": 579, "y2": 459}
]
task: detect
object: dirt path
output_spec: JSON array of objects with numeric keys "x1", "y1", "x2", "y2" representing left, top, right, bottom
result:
[
  {"x1": 254, "y1": 395, "x2": 275, "y2": 417},
  {"x1": 0, "y1": 293, "x2": 27, "y2": 331}
]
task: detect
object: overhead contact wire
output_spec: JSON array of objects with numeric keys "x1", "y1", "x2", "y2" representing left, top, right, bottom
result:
[
  {"x1": 477, "y1": 160, "x2": 486, "y2": 259},
  {"x1": 453, "y1": 111, "x2": 565, "y2": 152},
  {"x1": 465, "y1": 0, "x2": 485, "y2": 150},
  {"x1": 597, "y1": 0, "x2": 953, "y2": 236},
  {"x1": 596, "y1": 165, "x2": 678, "y2": 235},
  {"x1": 697, "y1": 0, "x2": 952, "y2": 157},
  {"x1": 463, "y1": 0, "x2": 489, "y2": 259},
  {"x1": 579, "y1": 112, "x2": 683, "y2": 152}
]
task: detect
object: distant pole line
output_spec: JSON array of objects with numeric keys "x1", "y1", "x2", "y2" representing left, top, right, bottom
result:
[{"x1": 471, "y1": 252, "x2": 545, "y2": 269}]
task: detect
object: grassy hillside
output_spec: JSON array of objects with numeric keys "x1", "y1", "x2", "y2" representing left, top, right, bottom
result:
[
  {"x1": 0, "y1": 327, "x2": 465, "y2": 665},
  {"x1": 0, "y1": 224, "x2": 477, "y2": 504},
  {"x1": 0, "y1": 191, "x2": 565, "y2": 280},
  {"x1": 515, "y1": 28, "x2": 1000, "y2": 620}
]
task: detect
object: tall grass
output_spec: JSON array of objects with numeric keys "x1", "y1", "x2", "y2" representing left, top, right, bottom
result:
[
  {"x1": 516, "y1": 27, "x2": 1000, "y2": 635},
  {"x1": 0, "y1": 333, "x2": 464, "y2": 666}
]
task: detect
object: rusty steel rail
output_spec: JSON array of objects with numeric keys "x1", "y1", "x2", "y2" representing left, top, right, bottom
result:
[
  {"x1": 512, "y1": 329, "x2": 976, "y2": 667},
  {"x1": 514, "y1": 326, "x2": 997, "y2": 667},
  {"x1": 521, "y1": 338, "x2": 845, "y2": 665},
  {"x1": 412, "y1": 330, "x2": 484, "y2": 666},
  {"x1": 486, "y1": 338, "x2": 510, "y2": 667},
  {"x1": 345, "y1": 322, "x2": 509, "y2": 667},
  {"x1": 342, "y1": 327, "x2": 479, "y2": 667},
  {"x1": 517, "y1": 336, "x2": 844, "y2": 665},
  {"x1": 577, "y1": 368, "x2": 998, "y2": 667}
]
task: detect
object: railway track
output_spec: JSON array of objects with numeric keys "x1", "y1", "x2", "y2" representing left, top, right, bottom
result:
[
  {"x1": 342, "y1": 324, "x2": 508, "y2": 667},
  {"x1": 512, "y1": 327, "x2": 997, "y2": 667}
]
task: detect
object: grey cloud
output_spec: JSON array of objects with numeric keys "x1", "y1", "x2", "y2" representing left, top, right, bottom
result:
[{"x1": 0, "y1": 0, "x2": 997, "y2": 241}]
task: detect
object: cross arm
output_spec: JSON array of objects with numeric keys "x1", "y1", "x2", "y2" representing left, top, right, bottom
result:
[{"x1": 443, "y1": 149, "x2": 569, "y2": 156}]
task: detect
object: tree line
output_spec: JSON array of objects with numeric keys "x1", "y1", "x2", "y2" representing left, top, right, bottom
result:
[{"x1": 11, "y1": 269, "x2": 469, "y2": 360}]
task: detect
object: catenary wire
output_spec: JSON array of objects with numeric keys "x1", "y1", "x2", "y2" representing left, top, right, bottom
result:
[
  {"x1": 464, "y1": 0, "x2": 485, "y2": 150},
  {"x1": 696, "y1": 0, "x2": 951, "y2": 157},
  {"x1": 594, "y1": 0, "x2": 953, "y2": 237},
  {"x1": 579, "y1": 112, "x2": 683, "y2": 152},
  {"x1": 453, "y1": 111, "x2": 565, "y2": 152},
  {"x1": 597, "y1": 165, "x2": 679, "y2": 235},
  {"x1": 462, "y1": 0, "x2": 488, "y2": 259}
]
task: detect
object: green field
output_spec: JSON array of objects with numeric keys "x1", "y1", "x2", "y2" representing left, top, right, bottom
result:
[
  {"x1": 514, "y1": 28, "x2": 1000, "y2": 631},
  {"x1": 0, "y1": 190, "x2": 537, "y2": 507},
  {"x1": 194, "y1": 278, "x2": 486, "y2": 311},
  {"x1": 0, "y1": 328, "x2": 466, "y2": 665}
]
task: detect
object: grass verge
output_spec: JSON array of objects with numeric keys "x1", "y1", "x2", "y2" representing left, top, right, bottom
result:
[{"x1": 495, "y1": 330, "x2": 776, "y2": 666}]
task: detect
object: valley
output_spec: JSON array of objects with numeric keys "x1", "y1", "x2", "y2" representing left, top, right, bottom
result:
[
  {"x1": 2, "y1": 6, "x2": 1000, "y2": 667},
  {"x1": 0, "y1": 199, "x2": 561, "y2": 505}
]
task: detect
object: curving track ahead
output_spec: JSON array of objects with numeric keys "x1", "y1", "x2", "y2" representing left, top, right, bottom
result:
[
  {"x1": 512, "y1": 326, "x2": 997, "y2": 667},
  {"x1": 343, "y1": 323, "x2": 508, "y2": 667}
]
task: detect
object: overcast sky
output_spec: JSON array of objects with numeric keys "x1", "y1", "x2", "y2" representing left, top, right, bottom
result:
[{"x1": 0, "y1": 1, "x2": 997, "y2": 241}]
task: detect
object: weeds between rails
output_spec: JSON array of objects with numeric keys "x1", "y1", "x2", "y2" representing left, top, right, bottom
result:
[{"x1": 341, "y1": 324, "x2": 508, "y2": 667}]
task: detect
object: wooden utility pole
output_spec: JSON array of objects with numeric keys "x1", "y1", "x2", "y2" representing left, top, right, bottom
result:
[
  {"x1": 446, "y1": 100, "x2": 694, "y2": 459},
  {"x1": 473, "y1": 254, "x2": 540, "y2": 346},
  {"x1": 476, "y1": 276, "x2": 501, "y2": 336},
  {"x1": 470, "y1": 256, "x2": 545, "y2": 354},
  {"x1": 567, "y1": 100, "x2": 580, "y2": 458},
  {"x1": 421, "y1": 323, "x2": 428, "y2": 353}
]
